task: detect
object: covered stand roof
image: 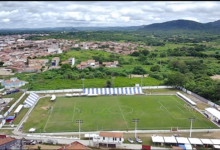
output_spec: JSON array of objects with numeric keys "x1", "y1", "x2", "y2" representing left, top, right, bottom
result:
[
  {"x1": 176, "y1": 137, "x2": 190, "y2": 144},
  {"x1": 151, "y1": 136, "x2": 164, "y2": 143},
  {"x1": 176, "y1": 92, "x2": 196, "y2": 106},
  {"x1": 205, "y1": 107, "x2": 220, "y2": 120},
  {"x1": 163, "y1": 136, "x2": 177, "y2": 143},
  {"x1": 210, "y1": 139, "x2": 220, "y2": 145},
  {"x1": 200, "y1": 139, "x2": 213, "y2": 145},
  {"x1": 14, "y1": 104, "x2": 23, "y2": 114},
  {"x1": 188, "y1": 138, "x2": 203, "y2": 145}
]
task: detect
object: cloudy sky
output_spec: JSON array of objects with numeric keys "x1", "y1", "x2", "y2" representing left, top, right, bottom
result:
[{"x1": 0, "y1": 1, "x2": 220, "y2": 28}]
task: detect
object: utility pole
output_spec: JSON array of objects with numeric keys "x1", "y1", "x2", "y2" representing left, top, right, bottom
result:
[
  {"x1": 132, "y1": 119, "x2": 139, "y2": 139},
  {"x1": 76, "y1": 120, "x2": 83, "y2": 139},
  {"x1": 188, "y1": 118, "x2": 195, "y2": 137}
]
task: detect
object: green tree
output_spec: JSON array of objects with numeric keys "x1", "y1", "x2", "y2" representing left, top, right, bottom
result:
[
  {"x1": 150, "y1": 65, "x2": 160, "y2": 72},
  {"x1": 106, "y1": 80, "x2": 112, "y2": 88},
  {"x1": 165, "y1": 73, "x2": 188, "y2": 87},
  {"x1": 0, "y1": 61, "x2": 4, "y2": 66},
  {"x1": 132, "y1": 66, "x2": 147, "y2": 75}
]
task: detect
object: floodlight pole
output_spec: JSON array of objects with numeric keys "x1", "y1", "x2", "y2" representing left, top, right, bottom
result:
[
  {"x1": 76, "y1": 120, "x2": 83, "y2": 139},
  {"x1": 81, "y1": 78, "x2": 85, "y2": 89},
  {"x1": 188, "y1": 118, "x2": 195, "y2": 137},
  {"x1": 141, "y1": 76, "x2": 143, "y2": 88},
  {"x1": 132, "y1": 119, "x2": 139, "y2": 139}
]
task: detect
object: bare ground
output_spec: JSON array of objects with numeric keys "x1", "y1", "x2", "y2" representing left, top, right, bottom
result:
[{"x1": 210, "y1": 75, "x2": 220, "y2": 80}]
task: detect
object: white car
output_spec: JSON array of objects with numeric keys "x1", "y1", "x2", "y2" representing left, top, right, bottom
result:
[
  {"x1": 127, "y1": 138, "x2": 134, "y2": 143},
  {"x1": 135, "y1": 137, "x2": 142, "y2": 144}
]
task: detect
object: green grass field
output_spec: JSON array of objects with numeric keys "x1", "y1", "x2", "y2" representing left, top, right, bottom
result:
[{"x1": 22, "y1": 95, "x2": 218, "y2": 133}]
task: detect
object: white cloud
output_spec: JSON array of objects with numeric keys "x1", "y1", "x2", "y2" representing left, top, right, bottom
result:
[
  {"x1": 2, "y1": 18, "x2": 10, "y2": 22},
  {"x1": 0, "y1": 1, "x2": 219, "y2": 28}
]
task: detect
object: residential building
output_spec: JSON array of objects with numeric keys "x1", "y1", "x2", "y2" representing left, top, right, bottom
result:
[
  {"x1": 28, "y1": 59, "x2": 48, "y2": 67},
  {"x1": 0, "y1": 137, "x2": 22, "y2": 149},
  {"x1": 51, "y1": 57, "x2": 60, "y2": 66},
  {"x1": 58, "y1": 141, "x2": 91, "y2": 150},
  {"x1": 77, "y1": 60, "x2": 99, "y2": 70},
  {"x1": 93, "y1": 132, "x2": 124, "y2": 148},
  {"x1": 102, "y1": 61, "x2": 119, "y2": 67},
  {"x1": 1, "y1": 77, "x2": 25, "y2": 89}
]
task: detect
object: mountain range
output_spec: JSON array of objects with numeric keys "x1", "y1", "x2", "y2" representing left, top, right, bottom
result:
[{"x1": 0, "y1": 19, "x2": 220, "y2": 32}]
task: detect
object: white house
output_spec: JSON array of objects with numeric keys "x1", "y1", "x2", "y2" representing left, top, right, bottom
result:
[
  {"x1": 93, "y1": 132, "x2": 124, "y2": 148},
  {"x1": 1, "y1": 77, "x2": 25, "y2": 89}
]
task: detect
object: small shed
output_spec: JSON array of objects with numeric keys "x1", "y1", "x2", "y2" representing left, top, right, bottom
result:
[
  {"x1": 29, "y1": 128, "x2": 36, "y2": 133},
  {"x1": 50, "y1": 95, "x2": 56, "y2": 101},
  {"x1": 6, "y1": 116, "x2": 15, "y2": 123}
]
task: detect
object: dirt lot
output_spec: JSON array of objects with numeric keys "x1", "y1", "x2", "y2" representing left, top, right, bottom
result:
[
  {"x1": 210, "y1": 75, "x2": 220, "y2": 80},
  {"x1": 24, "y1": 144, "x2": 61, "y2": 150}
]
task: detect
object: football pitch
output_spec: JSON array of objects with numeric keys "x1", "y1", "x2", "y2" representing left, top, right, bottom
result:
[{"x1": 23, "y1": 95, "x2": 218, "y2": 133}]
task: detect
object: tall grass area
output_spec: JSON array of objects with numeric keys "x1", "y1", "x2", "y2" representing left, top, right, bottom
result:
[
  {"x1": 23, "y1": 95, "x2": 217, "y2": 133},
  {"x1": 29, "y1": 77, "x2": 162, "y2": 90}
]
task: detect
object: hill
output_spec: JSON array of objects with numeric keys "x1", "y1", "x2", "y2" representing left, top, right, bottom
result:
[
  {"x1": 139, "y1": 19, "x2": 219, "y2": 32},
  {"x1": 206, "y1": 20, "x2": 220, "y2": 27},
  {"x1": 74, "y1": 26, "x2": 143, "y2": 31},
  {"x1": 0, "y1": 27, "x2": 77, "y2": 33}
]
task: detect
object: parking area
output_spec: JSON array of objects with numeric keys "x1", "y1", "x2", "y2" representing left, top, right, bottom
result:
[{"x1": 0, "y1": 98, "x2": 13, "y2": 112}]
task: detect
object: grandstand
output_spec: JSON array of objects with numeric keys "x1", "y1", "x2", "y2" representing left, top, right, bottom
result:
[
  {"x1": 176, "y1": 92, "x2": 196, "y2": 106},
  {"x1": 23, "y1": 92, "x2": 39, "y2": 107},
  {"x1": 82, "y1": 87, "x2": 143, "y2": 95}
]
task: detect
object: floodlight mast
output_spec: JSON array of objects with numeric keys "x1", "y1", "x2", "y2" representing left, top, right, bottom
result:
[
  {"x1": 188, "y1": 118, "x2": 195, "y2": 137},
  {"x1": 76, "y1": 120, "x2": 83, "y2": 139},
  {"x1": 132, "y1": 119, "x2": 139, "y2": 139}
]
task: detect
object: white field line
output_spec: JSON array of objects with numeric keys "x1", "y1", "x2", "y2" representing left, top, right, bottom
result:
[
  {"x1": 72, "y1": 102, "x2": 76, "y2": 122},
  {"x1": 115, "y1": 97, "x2": 129, "y2": 129},
  {"x1": 172, "y1": 97, "x2": 183, "y2": 105},
  {"x1": 176, "y1": 105, "x2": 185, "y2": 113},
  {"x1": 158, "y1": 101, "x2": 187, "y2": 120},
  {"x1": 44, "y1": 100, "x2": 58, "y2": 132}
]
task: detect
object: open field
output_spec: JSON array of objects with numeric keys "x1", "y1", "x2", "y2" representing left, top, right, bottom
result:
[{"x1": 22, "y1": 95, "x2": 218, "y2": 133}]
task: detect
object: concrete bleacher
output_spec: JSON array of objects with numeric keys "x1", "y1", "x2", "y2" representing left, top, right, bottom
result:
[
  {"x1": 23, "y1": 92, "x2": 39, "y2": 107},
  {"x1": 83, "y1": 87, "x2": 143, "y2": 95}
]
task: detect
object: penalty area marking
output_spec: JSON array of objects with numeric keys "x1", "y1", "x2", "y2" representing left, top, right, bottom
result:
[{"x1": 158, "y1": 101, "x2": 188, "y2": 120}]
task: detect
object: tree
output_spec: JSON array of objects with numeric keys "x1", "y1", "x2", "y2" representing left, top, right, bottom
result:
[
  {"x1": 165, "y1": 73, "x2": 188, "y2": 87},
  {"x1": 141, "y1": 50, "x2": 150, "y2": 56},
  {"x1": 106, "y1": 80, "x2": 112, "y2": 88},
  {"x1": 0, "y1": 61, "x2": 4, "y2": 66},
  {"x1": 130, "y1": 51, "x2": 140, "y2": 57},
  {"x1": 132, "y1": 66, "x2": 147, "y2": 75},
  {"x1": 150, "y1": 65, "x2": 160, "y2": 72}
]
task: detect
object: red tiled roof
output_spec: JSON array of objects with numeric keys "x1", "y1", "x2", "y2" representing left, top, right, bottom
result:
[
  {"x1": 0, "y1": 137, "x2": 16, "y2": 145},
  {"x1": 99, "y1": 132, "x2": 123, "y2": 138},
  {"x1": 58, "y1": 141, "x2": 91, "y2": 150}
]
